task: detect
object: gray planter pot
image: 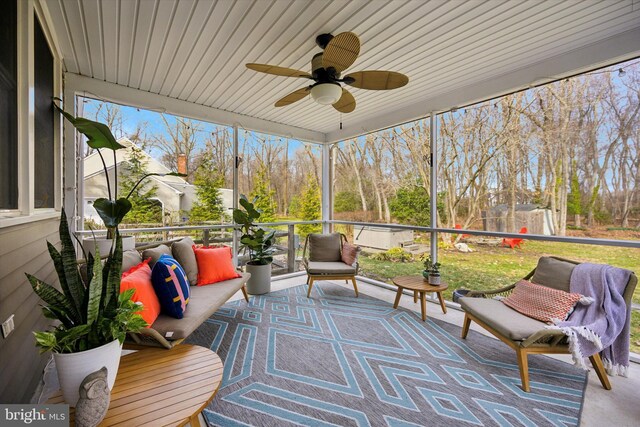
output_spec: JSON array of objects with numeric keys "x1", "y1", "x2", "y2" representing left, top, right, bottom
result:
[{"x1": 246, "y1": 263, "x2": 272, "y2": 295}]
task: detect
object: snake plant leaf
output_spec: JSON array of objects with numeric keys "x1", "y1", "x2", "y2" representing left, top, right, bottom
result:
[
  {"x1": 92, "y1": 197, "x2": 132, "y2": 229},
  {"x1": 46, "y1": 241, "x2": 82, "y2": 322},
  {"x1": 53, "y1": 99, "x2": 124, "y2": 151},
  {"x1": 58, "y1": 210, "x2": 86, "y2": 321},
  {"x1": 86, "y1": 246, "x2": 103, "y2": 325},
  {"x1": 26, "y1": 274, "x2": 80, "y2": 324},
  {"x1": 104, "y1": 233, "x2": 123, "y2": 312}
]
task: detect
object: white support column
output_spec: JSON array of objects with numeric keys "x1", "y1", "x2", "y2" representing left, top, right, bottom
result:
[
  {"x1": 429, "y1": 113, "x2": 438, "y2": 262},
  {"x1": 321, "y1": 143, "x2": 331, "y2": 234},
  {"x1": 17, "y1": 0, "x2": 34, "y2": 217},
  {"x1": 63, "y1": 87, "x2": 79, "y2": 233},
  {"x1": 232, "y1": 125, "x2": 239, "y2": 266}
]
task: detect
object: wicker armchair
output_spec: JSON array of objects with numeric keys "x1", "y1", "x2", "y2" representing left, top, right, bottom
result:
[
  {"x1": 460, "y1": 256, "x2": 637, "y2": 392},
  {"x1": 302, "y1": 233, "x2": 359, "y2": 298}
]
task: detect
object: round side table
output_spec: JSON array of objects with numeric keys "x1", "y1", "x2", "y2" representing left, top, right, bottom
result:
[{"x1": 392, "y1": 276, "x2": 448, "y2": 321}]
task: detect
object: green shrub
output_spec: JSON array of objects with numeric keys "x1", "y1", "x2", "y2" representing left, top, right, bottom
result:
[{"x1": 370, "y1": 247, "x2": 413, "y2": 262}]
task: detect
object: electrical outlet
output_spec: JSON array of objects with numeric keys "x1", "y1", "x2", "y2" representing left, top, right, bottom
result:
[{"x1": 2, "y1": 315, "x2": 15, "y2": 338}]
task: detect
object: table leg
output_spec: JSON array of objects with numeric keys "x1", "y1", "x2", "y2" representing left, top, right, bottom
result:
[
  {"x1": 437, "y1": 292, "x2": 447, "y2": 314},
  {"x1": 420, "y1": 291, "x2": 426, "y2": 321},
  {"x1": 413, "y1": 290, "x2": 418, "y2": 303},
  {"x1": 393, "y1": 287, "x2": 403, "y2": 308},
  {"x1": 190, "y1": 412, "x2": 202, "y2": 427}
]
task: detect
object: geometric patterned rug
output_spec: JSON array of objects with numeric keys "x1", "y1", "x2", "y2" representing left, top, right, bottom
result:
[{"x1": 185, "y1": 282, "x2": 587, "y2": 427}]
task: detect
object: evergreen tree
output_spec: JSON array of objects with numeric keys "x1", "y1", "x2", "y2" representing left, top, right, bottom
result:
[
  {"x1": 567, "y1": 162, "x2": 582, "y2": 227},
  {"x1": 189, "y1": 152, "x2": 225, "y2": 223},
  {"x1": 388, "y1": 183, "x2": 446, "y2": 226},
  {"x1": 118, "y1": 147, "x2": 162, "y2": 224},
  {"x1": 249, "y1": 165, "x2": 277, "y2": 223},
  {"x1": 297, "y1": 174, "x2": 321, "y2": 236}
]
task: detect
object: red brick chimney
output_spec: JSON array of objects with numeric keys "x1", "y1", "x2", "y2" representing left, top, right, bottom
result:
[{"x1": 177, "y1": 153, "x2": 187, "y2": 176}]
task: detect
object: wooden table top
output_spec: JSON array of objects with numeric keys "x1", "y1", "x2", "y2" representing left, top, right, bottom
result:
[
  {"x1": 392, "y1": 275, "x2": 448, "y2": 292},
  {"x1": 48, "y1": 344, "x2": 223, "y2": 427}
]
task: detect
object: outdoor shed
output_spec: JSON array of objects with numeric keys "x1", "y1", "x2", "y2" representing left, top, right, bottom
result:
[{"x1": 483, "y1": 204, "x2": 555, "y2": 235}]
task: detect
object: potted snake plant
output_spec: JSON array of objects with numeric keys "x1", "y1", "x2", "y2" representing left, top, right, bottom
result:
[
  {"x1": 26, "y1": 210, "x2": 147, "y2": 406},
  {"x1": 233, "y1": 195, "x2": 277, "y2": 294}
]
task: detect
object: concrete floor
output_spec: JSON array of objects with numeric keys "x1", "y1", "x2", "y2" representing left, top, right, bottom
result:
[{"x1": 243, "y1": 274, "x2": 640, "y2": 427}]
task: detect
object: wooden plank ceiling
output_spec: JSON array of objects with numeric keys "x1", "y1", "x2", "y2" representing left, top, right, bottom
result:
[{"x1": 43, "y1": 0, "x2": 640, "y2": 142}]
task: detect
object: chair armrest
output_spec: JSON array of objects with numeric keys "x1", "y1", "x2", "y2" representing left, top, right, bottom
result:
[{"x1": 466, "y1": 283, "x2": 516, "y2": 298}]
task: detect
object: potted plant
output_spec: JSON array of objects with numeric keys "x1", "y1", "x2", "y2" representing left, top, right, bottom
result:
[
  {"x1": 422, "y1": 255, "x2": 442, "y2": 285},
  {"x1": 53, "y1": 98, "x2": 183, "y2": 255},
  {"x1": 233, "y1": 195, "x2": 277, "y2": 294},
  {"x1": 26, "y1": 210, "x2": 147, "y2": 406}
]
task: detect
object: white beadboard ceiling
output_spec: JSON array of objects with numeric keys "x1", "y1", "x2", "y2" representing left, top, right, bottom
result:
[{"x1": 43, "y1": 0, "x2": 640, "y2": 143}]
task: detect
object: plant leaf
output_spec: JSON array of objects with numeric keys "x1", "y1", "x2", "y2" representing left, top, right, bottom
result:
[
  {"x1": 34, "y1": 331, "x2": 59, "y2": 354},
  {"x1": 58, "y1": 210, "x2": 86, "y2": 321},
  {"x1": 53, "y1": 99, "x2": 124, "y2": 151},
  {"x1": 104, "y1": 233, "x2": 123, "y2": 311},
  {"x1": 92, "y1": 198, "x2": 132, "y2": 229},
  {"x1": 46, "y1": 241, "x2": 82, "y2": 323},
  {"x1": 86, "y1": 245, "x2": 103, "y2": 325},
  {"x1": 26, "y1": 274, "x2": 79, "y2": 324}
]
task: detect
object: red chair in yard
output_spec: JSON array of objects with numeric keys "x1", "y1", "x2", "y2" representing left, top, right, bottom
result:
[
  {"x1": 502, "y1": 227, "x2": 528, "y2": 249},
  {"x1": 454, "y1": 224, "x2": 471, "y2": 239}
]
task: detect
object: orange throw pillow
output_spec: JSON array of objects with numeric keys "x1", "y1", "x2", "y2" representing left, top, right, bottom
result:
[
  {"x1": 120, "y1": 259, "x2": 160, "y2": 327},
  {"x1": 193, "y1": 246, "x2": 241, "y2": 286}
]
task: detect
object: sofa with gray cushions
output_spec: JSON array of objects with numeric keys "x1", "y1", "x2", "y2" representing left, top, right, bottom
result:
[{"x1": 120, "y1": 237, "x2": 250, "y2": 349}]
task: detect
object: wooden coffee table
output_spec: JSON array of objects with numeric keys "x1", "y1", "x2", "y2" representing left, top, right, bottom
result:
[
  {"x1": 392, "y1": 276, "x2": 448, "y2": 321},
  {"x1": 48, "y1": 344, "x2": 223, "y2": 426}
]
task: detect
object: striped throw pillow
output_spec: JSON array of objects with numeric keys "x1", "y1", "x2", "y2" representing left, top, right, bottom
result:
[
  {"x1": 151, "y1": 254, "x2": 190, "y2": 319},
  {"x1": 502, "y1": 279, "x2": 584, "y2": 324}
]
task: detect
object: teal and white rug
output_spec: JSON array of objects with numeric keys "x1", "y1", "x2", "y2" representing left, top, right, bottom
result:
[{"x1": 186, "y1": 282, "x2": 587, "y2": 427}]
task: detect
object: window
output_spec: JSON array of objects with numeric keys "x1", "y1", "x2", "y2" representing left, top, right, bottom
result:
[
  {"x1": 0, "y1": 0, "x2": 18, "y2": 210},
  {"x1": 34, "y1": 14, "x2": 55, "y2": 209}
]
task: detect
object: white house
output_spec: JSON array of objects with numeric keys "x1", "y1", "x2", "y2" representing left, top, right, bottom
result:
[{"x1": 83, "y1": 138, "x2": 232, "y2": 224}]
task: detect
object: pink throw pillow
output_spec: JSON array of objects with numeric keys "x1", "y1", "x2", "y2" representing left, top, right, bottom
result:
[
  {"x1": 502, "y1": 279, "x2": 585, "y2": 323},
  {"x1": 341, "y1": 242, "x2": 360, "y2": 266}
]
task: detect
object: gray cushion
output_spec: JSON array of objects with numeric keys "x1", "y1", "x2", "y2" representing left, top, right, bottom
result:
[
  {"x1": 531, "y1": 257, "x2": 576, "y2": 292},
  {"x1": 307, "y1": 261, "x2": 356, "y2": 275},
  {"x1": 308, "y1": 233, "x2": 342, "y2": 262},
  {"x1": 150, "y1": 273, "x2": 250, "y2": 340},
  {"x1": 142, "y1": 244, "x2": 172, "y2": 269},
  {"x1": 172, "y1": 237, "x2": 198, "y2": 285},
  {"x1": 121, "y1": 250, "x2": 142, "y2": 273},
  {"x1": 460, "y1": 297, "x2": 547, "y2": 341}
]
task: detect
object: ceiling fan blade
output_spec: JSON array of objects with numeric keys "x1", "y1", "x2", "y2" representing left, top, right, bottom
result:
[
  {"x1": 333, "y1": 88, "x2": 356, "y2": 113},
  {"x1": 246, "y1": 63, "x2": 311, "y2": 78},
  {"x1": 344, "y1": 70, "x2": 409, "y2": 90},
  {"x1": 275, "y1": 87, "x2": 310, "y2": 107},
  {"x1": 322, "y1": 32, "x2": 360, "y2": 73}
]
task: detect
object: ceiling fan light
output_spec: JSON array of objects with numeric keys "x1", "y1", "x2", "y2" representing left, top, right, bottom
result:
[{"x1": 311, "y1": 83, "x2": 342, "y2": 105}]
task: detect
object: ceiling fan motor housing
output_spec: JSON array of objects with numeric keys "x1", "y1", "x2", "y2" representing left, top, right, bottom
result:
[{"x1": 312, "y1": 52, "x2": 339, "y2": 81}]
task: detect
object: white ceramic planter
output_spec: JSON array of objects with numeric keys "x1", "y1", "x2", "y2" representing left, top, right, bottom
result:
[
  {"x1": 53, "y1": 339, "x2": 123, "y2": 407},
  {"x1": 246, "y1": 263, "x2": 272, "y2": 295},
  {"x1": 83, "y1": 236, "x2": 135, "y2": 257}
]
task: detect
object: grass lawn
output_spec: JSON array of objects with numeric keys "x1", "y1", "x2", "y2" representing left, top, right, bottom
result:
[{"x1": 358, "y1": 240, "x2": 640, "y2": 352}]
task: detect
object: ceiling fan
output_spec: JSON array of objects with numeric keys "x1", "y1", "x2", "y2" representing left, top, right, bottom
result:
[{"x1": 245, "y1": 32, "x2": 409, "y2": 113}]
